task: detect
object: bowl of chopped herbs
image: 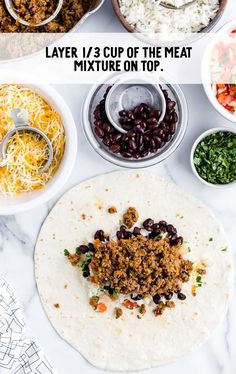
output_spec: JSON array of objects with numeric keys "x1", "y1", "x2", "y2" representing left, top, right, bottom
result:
[{"x1": 191, "y1": 128, "x2": 236, "y2": 187}]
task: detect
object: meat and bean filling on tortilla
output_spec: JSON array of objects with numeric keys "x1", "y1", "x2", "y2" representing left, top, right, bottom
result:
[{"x1": 64, "y1": 207, "x2": 207, "y2": 319}]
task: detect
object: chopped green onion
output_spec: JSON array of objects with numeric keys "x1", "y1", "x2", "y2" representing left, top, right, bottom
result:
[
  {"x1": 194, "y1": 132, "x2": 236, "y2": 185},
  {"x1": 76, "y1": 247, "x2": 81, "y2": 255},
  {"x1": 64, "y1": 249, "x2": 70, "y2": 257},
  {"x1": 153, "y1": 235, "x2": 162, "y2": 241}
]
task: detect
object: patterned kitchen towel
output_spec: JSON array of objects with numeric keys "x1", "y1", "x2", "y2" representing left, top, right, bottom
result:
[{"x1": 0, "y1": 274, "x2": 58, "y2": 374}]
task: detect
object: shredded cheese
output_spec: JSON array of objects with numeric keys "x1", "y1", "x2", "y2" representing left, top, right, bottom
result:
[{"x1": 0, "y1": 84, "x2": 65, "y2": 195}]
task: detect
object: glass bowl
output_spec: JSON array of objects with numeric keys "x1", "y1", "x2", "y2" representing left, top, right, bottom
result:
[{"x1": 82, "y1": 74, "x2": 188, "y2": 168}]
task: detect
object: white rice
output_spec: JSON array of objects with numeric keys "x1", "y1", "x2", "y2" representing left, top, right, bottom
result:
[{"x1": 119, "y1": 0, "x2": 220, "y2": 41}]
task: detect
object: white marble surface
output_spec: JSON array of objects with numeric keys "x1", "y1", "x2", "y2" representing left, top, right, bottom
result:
[{"x1": 1, "y1": 1, "x2": 236, "y2": 373}]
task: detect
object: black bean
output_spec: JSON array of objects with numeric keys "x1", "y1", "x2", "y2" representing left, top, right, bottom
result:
[
  {"x1": 169, "y1": 123, "x2": 176, "y2": 135},
  {"x1": 178, "y1": 236, "x2": 183, "y2": 244},
  {"x1": 140, "y1": 149, "x2": 149, "y2": 158},
  {"x1": 88, "y1": 243, "x2": 95, "y2": 253},
  {"x1": 124, "y1": 231, "x2": 132, "y2": 239},
  {"x1": 149, "y1": 230, "x2": 161, "y2": 239},
  {"x1": 143, "y1": 218, "x2": 154, "y2": 231},
  {"x1": 153, "y1": 136, "x2": 162, "y2": 147},
  {"x1": 177, "y1": 293, "x2": 186, "y2": 300},
  {"x1": 165, "y1": 292, "x2": 173, "y2": 300},
  {"x1": 165, "y1": 134, "x2": 172, "y2": 142},
  {"x1": 94, "y1": 127, "x2": 104, "y2": 138},
  {"x1": 116, "y1": 230, "x2": 124, "y2": 240},
  {"x1": 134, "y1": 119, "x2": 142, "y2": 126},
  {"x1": 172, "y1": 112, "x2": 178, "y2": 123},
  {"x1": 131, "y1": 294, "x2": 142, "y2": 301},
  {"x1": 170, "y1": 235, "x2": 179, "y2": 246},
  {"x1": 109, "y1": 144, "x2": 121, "y2": 153},
  {"x1": 94, "y1": 230, "x2": 105, "y2": 241},
  {"x1": 151, "y1": 223, "x2": 160, "y2": 231},
  {"x1": 134, "y1": 105, "x2": 144, "y2": 115},
  {"x1": 121, "y1": 151, "x2": 133, "y2": 159},
  {"x1": 102, "y1": 136, "x2": 111, "y2": 147},
  {"x1": 122, "y1": 123, "x2": 133, "y2": 131},
  {"x1": 164, "y1": 114, "x2": 172, "y2": 122},
  {"x1": 147, "y1": 117, "x2": 158, "y2": 125},
  {"x1": 133, "y1": 227, "x2": 141, "y2": 236},
  {"x1": 79, "y1": 245, "x2": 89, "y2": 254},
  {"x1": 94, "y1": 119, "x2": 103, "y2": 127},
  {"x1": 83, "y1": 268, "x2": 90, "y2": 278},
  {"x1": 119, "y1": 110, "x2": 128, "y2": 117},
  {"x1": 149, "y1": 138, "x2": 156, "y2": 149},
  {"x1": 162, "y1": 90, "x2": 168, "y2": 98},
  {"x1": 120, "y1": 225, "x2": 127, "y2": 232},
  {"x1": 127, "y1": 130, "x2": 135, "y2": 138},
  {"x1": 102, "y1": 123, "x2": 113, "y2": 133},
  {"x1": 135, "y1": 124, "x2": 145, "y2": 134},
  {"x1": 167, "y1": 224, "x2": 177, "y2": 235},
  {"x1": 129, "y1": 139, "x2": 137, "y2": 150},
  {"x1": 153, "y1": 294, "x2": 161, "y2": 304},
  {"x1": 128, "y1": 110, "x2": 135, "y2": 120},
  {"x1": 167, "y1": 101, "x2": 176, "y2": 111},
  {"x1": 112, "y1": 134, "x2": 122, "y2": 143},
  {"x1": 104, "y1": 285, "x2": 114, "y2": 295},
  {"x1": 133, "y1": 152, "x2": 140, "y2": 159},
  {"x1": 136, "y1": 134, "x2": 144, "y2": 146}
]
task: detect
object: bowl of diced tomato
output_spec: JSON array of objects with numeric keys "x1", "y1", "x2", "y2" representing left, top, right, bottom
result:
[{"x1": 202, "y1": 21, "x2": 236, "y2": 123}]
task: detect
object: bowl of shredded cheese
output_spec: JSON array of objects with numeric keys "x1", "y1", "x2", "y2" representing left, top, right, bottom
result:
[{"x1": 0, "y1": 76, "x2": 77, "y2": 215}]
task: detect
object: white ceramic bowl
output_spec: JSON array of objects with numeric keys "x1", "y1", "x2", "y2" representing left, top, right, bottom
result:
[
  {"x1": 190, "y1": 127, "x2": 236, "y2": 188},
  {"x1": 202, "y1": 20, "x2": 236, "y2": 124},
  {"x1": 0, "y1": 71, "x2": 77, "y2": 215}
]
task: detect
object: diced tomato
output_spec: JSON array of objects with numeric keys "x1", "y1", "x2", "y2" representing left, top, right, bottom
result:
[
  {"x1": 97, "y1": 303, "x2": 107, "y2": 313},
  {"x1": 123, "y1": 299, "x2": 138, "y2": 310},
  {"x1": 90, "y1": 276, "x2": 98, "y2": 284}
]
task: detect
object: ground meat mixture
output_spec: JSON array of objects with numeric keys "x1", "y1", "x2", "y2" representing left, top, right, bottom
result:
[
  {"x1": 139, "y1": 304, "x2": 146, "y2": 315},
  {"x1": 65, "y1": 208, "x2": 200, "y2": 318},
  {"x1": 108, "y1": 206, "x2": 117, "y2": 214},
  {"x1": 0, "y1": 0, "x2": 91, "y2": 32},
  {"x1": 115, "y1": 307, "x2": 123, "y2": 319},
  {"x1": 123, "y1": 207, "x2": 139, "y2": 229},
  {"x1": 92, "y1": 235, "x2": 193, "y2": 299},
  {"x1": 12, "y1": 0, "x2": 58, "y2": 25}
]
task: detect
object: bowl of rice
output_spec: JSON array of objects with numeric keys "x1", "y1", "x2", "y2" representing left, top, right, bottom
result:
[
  {"x1": 112, "y1": 0, "x2": 228, "y2": 44},
  {"x1": 0, "y1": 71, "x2": 77, "y2": 215}
]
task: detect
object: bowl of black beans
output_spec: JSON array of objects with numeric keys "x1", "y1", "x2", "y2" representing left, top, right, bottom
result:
[{"x1": 83, "y1": 73, "x2": 188, "y2": 168}]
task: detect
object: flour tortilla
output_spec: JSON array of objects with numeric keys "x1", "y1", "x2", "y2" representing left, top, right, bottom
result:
[{"x1": 35, "y1": 171, "x2": 233, "y2": 371}]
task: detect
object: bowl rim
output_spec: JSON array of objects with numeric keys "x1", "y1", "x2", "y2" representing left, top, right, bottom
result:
[
  {"x1": 190, "y1": 127, "x2": 236, "y2": 188},
  {"x1": 0, "y1": 72, "x2": 78, "y2": 215},
  {"x1": 202, "y1": 19, "x2": 236, "y2": 124},
  {"x1": 0, "y1": 0, "x2": 105, "y2": 64},
  {"x1": 112, "y1": 0, "x2": 228, "y2": 45},
  {"x1": 82, "y1": 72, "x2": 188, "y2": 169}
]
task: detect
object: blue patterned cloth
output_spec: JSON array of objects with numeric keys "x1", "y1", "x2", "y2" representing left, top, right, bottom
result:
[{"x1": 0, "y1": 274, "x2": 57, "y2": 373}]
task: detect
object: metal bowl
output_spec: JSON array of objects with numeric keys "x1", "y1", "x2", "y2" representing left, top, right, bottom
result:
[
  {"x1": 71, "y1": 0, "x2": 104, "y2": 32},
  {"x1": 112, "y1": 0, "x2": 228, "y2": 45},
  {"x1": 83, "y1": 73, "x2": 188, "y2": 169},
  {"x1": 0, "y1": 0, "x2": 105, "y2": 61}
]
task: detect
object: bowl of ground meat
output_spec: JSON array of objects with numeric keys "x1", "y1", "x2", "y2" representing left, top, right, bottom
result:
[{"x1": 0, "y1": 0, "x2": 104, "y2": 33}]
